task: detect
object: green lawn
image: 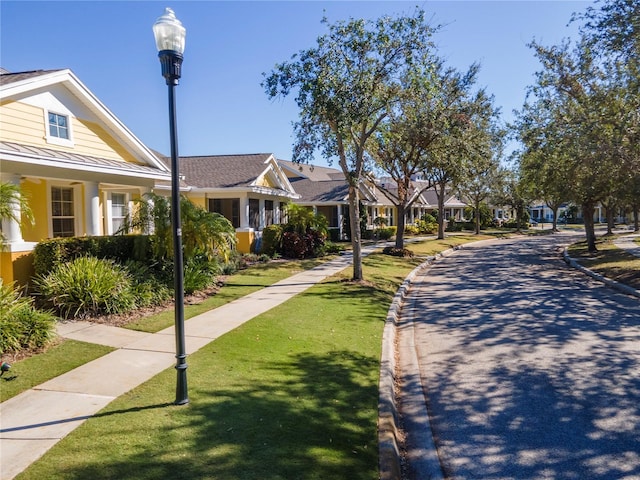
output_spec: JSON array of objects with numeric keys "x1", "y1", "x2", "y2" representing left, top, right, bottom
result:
[
  {"x1": 16, "y1": 236, "x2": 484, "y2": 480},
  {"x1": 0, "y1": 340, "x2": 114, "y2": 402},
  {"x1": 568, "y1": 237, "x2": 640, "y2": 290},
  {"x1": 126, "y1": 257, "x2": 335, "y2": 333}
]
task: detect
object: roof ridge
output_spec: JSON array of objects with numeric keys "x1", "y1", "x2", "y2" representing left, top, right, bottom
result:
[{"x1": 179, "y1": 152, "x2": 273, "y2": 159}]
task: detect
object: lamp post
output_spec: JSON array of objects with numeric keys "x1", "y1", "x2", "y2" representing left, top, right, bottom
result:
[{"x1": 153, "y1": 7, "x2": 188, "y2": 405}]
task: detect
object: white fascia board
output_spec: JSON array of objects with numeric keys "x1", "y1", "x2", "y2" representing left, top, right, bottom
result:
[
  {"x1": 1, "y1": 70, "x2": 169, "y2": 174},
  {"x1": 252, "y1": 155, "x2": 298, "y2": 195},
  {"x1": 189, "y1": 186, "x2": 300, "y2": 199}
]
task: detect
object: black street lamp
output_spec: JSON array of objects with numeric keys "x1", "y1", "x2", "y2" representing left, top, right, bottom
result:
[{"x1": 153, "y1": 7, "x2": 188, "y2": 405}]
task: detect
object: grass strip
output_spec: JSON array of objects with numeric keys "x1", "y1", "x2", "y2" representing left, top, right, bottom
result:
[
  {"x1": 126, "y1": 257, "x2": 334, "y2": 333},
  {"x1": 16, "y1": 235, "x2": 486, "y2": 480},
  {"x1": 568, "y1": 237, "x2": 640, "y2": 290},
  {"x1": 0, "y1": 340, "x2": 114, "y2": 402}
]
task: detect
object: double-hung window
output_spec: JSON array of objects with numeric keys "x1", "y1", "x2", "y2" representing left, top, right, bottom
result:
[
  {"x1": 51, "y1": 186, "x2": 75, "y2": 237},
  {"x1": 111, "y1": 193, "x2": 127, "y2": 234}
]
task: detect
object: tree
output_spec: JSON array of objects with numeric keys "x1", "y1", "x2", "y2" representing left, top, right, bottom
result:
[
  {"x1": 0, "y1": 182, "x2": 34, "y2": 249},
  {"x1": 514, "y1": 97, "x2": 573, "y2": 233},
  {"x1": 125, "y1": 192, "x2": 236, "y2": 262},
  {"x1": 454, "y1": 91, "x2": 505, "y2": 234},
  {"x1": 263, "y1": 10, "x2": 435, "y2": 280},
  {"x1": 523, "y1": 0, "x2": 640, "y2": 251},
  {"x1": 366, "y1": 55, "x2": 442, "y2": 248},
  {"x1": 493, "y1": 168, "x2": 534, "y2": 233}
]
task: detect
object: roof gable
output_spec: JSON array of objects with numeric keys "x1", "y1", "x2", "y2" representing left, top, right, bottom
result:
[
  {"x1": 0, "y1": 69, "x2": 168, "y2": 173},
  {"x1": 178, "y1": 153, "x2": 298, "y2": 197}
]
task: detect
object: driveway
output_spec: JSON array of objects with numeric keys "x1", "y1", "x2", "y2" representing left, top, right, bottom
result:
[{"x1": 398, "y1": 234, "x2": 640, "y2": 480}]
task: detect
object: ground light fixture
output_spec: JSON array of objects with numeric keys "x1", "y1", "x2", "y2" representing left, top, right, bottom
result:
[{"x1": 153, "y1": 7, "x2": 188, "y2": 405}]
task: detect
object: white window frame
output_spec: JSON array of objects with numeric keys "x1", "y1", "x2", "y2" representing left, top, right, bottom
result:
[
  {"x1": 105, "y1": 191, "x2": 131, "y2": 235},
  {"x1": 48, "y1": 183, "x2": 81, "y2": 238},
  {"x1": 44, "y1": 110, "x2": 74, "y2": 147}
]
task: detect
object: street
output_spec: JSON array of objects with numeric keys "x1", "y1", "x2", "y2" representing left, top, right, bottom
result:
[{"x1": 398, "y1": 234, "x2": 640, "y2": 480}]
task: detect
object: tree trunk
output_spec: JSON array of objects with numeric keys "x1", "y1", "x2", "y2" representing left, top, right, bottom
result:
[
  {"x1": 395, "y1": 205, "x2": 406, "y2": 249},
  {"x1": 605, "y1": 204, "x2": 615, "y2": 235},
  {"x1": 475, "y1": 200, "x2": 481, "y2": 235},
  {"x1": 634, "y1": 204, "x2": 639, "y2": 232},
  {"x1": 348, "y1": 186, "x2": 363, "y2": 281},
  {"x1": 437, "y1": 183, "x2": 446, "y2": 240},
  {"x1": 583, "y1": 202, "x2": 598, "y2": 253},
  {"x1": 551, "y1": 206, "x2": 559, "y2": 233}
]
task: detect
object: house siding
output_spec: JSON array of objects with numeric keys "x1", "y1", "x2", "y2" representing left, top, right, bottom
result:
[
  {"x1": 0, "y1": 100, "x2": 140, "y2": 165},
  {"x1": 0, "y1": 100, "x2": 45, "y2": 145}
]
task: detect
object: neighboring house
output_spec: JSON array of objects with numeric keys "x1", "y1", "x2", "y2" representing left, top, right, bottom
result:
[
  {"x1": 160, "y1": 153, "x2": 300, "y2": 252},
  {"x1": 0, "y1": 69, "x2": 171, "y2": 285},
  {"x1": 278, "y1": 160, "x2": 377, "y2": 239}
]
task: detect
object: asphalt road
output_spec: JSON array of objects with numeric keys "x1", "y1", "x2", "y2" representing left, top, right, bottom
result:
[{"x1": 398, "y1": 233, "x2": 640, "y2": 480}]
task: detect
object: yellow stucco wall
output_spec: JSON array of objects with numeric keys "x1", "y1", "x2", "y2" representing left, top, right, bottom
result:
[
  {"x1": 20, "y1": 179, "x2": 48, "y2": 242},
  {"x1": 236, "y1": 231, "x2": 254, "y2": 254},
  {"x1": 0, "y1": 251, "x2": 34, "y2": 286},
  {"x1": 0, "y1": 100, "x2": 140, "y2": 164}
]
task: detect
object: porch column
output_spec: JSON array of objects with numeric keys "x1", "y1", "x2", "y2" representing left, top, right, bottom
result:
[
  {"x1": 239, "y1": 197, "x2": 250, "y2": 228},
  {"x1": 85, "y1": 181, "x2": 101, "y2": 236},
  {"x1": 1, "y1": 174, "x2": 24, "y2": 243},
  {"x1": 337, "y1": 204, "x2": 344, "y2": 239},
  {"x1": 259, "y1": 199, "x2": 265, "y2": 230}
]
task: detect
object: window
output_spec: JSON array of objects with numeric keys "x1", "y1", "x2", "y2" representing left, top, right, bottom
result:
[
  {"x1": 209, "y1": 198, "x2": 240, "y2": 228},
  {"x1": 249, "y1": 199, "x2": 260, "y2": 230},
  {"x1": 111, "y1": 193, "x2": 127, "y2": 234},
  {"x1": 51, "y1": 186, "x2": 75, "y2": 237},
  {"x1": 265, "y1": 200, "x2": 274, "y2": 226},
  {"x1": 48, "y1": 113, "x2": 69, "y2": 139}
]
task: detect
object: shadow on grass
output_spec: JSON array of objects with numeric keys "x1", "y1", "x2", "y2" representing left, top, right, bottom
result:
[{"x1": 30, "y1": 350, "x2": 379, "y2": 480}]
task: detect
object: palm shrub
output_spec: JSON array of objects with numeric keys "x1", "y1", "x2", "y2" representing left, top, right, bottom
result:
[
  {"x1": 0, "y1": 182, "x2": 34, "y2": 248},
  {"x1": 184, "y1": 255, "x2": 220, "y2": 294},
  {"x1": 124, "y1": 260, "x2": 172, "y2": 307},
  {"x1": 35, "y1": 256, "x2": 137, "y2": 319},
  {"x1": 0, "y1": 281, "x2": 56, "y2": 354}
]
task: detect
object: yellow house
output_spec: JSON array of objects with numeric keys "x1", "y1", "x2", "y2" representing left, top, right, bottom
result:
[
  {"x1": 155, "y1": 153, "x2": 300, "y2": 253},
  {"x1": 0, "y1": 69, "x2": 171, "y2": 285}
]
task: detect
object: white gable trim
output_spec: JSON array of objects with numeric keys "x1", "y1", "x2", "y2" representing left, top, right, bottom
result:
[{"x1": 1, "y1": 69, "x2": 169, "y2": 174}]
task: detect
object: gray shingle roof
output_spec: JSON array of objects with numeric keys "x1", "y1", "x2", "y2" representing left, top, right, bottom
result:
[
  {"x1": 0, "y1": 69, "x2": 64, "y2": 86},
  {"x1": 178, "y1": 153, "x2": 274, "y2": 188},
  {"x1": 289, "y1": 177, "x2": 350, "y2": 203}
]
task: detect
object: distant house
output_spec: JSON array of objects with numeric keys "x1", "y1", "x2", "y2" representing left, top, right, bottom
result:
[
  {"x1": 161, "y1": 153, "x2": 300, "y2": 252},
  {"x1": 0, "y1": 69, "x2": 171, "y2": 285}
]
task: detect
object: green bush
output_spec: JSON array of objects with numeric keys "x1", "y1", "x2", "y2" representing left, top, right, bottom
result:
[
  {"x1": 376, "y1": 226, "x2": 397, "y2": 240},
  {"x1": 261, "y1": 224, "x2": 283, "y2": 256},
  {"x1": 33, "y1": 236, "x2": 152, "y2": 277},
  {"x1": 0, "y1": 282, "x2": 56, "y2": 354},
  {"x1": 404, "y1": 225, "x2": 420, "y2": 235},
  {"x1": 416, "y1": 219, "x2": 437, "y2": 234},
  {"x1": 382, "y1": 246, "x2": 414, "y2": 258},
  {"x1": 184, "y1": 256, "x2": 219, "y2": 295},
  {"x1": 35, "y1": 256, "x2": 137, "y2": 319},
  {"x1": 124, "y1": 260, "x2": 172, "y2": 307}
]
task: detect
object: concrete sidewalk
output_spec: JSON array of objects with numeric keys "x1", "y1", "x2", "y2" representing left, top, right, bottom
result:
[
  {"x1": 0, "y1": 245, "x2": 388, "y2": 480},
  {"x1": 614, "y1": 232, "x2": 640, "y2": 258}
]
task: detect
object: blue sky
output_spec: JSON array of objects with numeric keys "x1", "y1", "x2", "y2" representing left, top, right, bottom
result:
[{"x1": 1, "y1": 1, "x2": 592, "y2": 166}]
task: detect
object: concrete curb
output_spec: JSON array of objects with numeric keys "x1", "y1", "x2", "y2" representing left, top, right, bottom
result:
[
  {"x1": 379, "y1": 247, "x2": 459, "y2": 480},
  {"x1": 563, "y1": 248, "x2": 640, "y2": 299}
]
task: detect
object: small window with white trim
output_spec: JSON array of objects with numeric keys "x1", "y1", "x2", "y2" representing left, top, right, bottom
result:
[
  {"x1": 45, "y1": 110, "x2": 73, "y2": 146},
  {"x1": 48, "y1": 112, "x2": 69, "y2": 139}
]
